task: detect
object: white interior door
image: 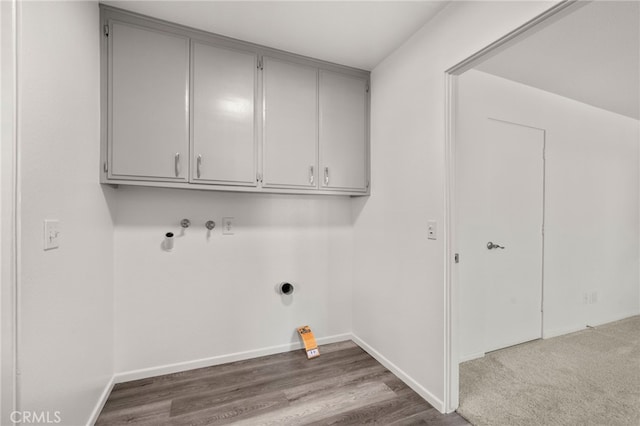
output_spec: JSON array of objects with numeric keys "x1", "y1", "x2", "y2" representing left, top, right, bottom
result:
[
  {"x1": 483, "y1": 119, "x2": 544, "y2": 352},
  {"x1": 458, "y1": 117, "x2": 544, "y2": 356}
]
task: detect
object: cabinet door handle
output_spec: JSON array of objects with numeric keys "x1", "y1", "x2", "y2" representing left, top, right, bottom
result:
[
  {"x1": 309, "y1": 166, "x2": 314, "y2": 185},
  {"x1": 174, "y1": 153, "x2": 180, "y2": 177},
  {"x1": 324, "y1": 167, "x2": 329, "y2": 186},
  {"x1": 197, "y1": 154, "x2": 202, "y2": 178}
]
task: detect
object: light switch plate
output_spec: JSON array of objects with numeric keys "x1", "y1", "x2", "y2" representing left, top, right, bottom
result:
[
  {"x1": 44, "y1": 219, "x2": 60, "y2": 250},
  {"x1": 427, "y1": 220, "x2": 437, "y2": 240}
]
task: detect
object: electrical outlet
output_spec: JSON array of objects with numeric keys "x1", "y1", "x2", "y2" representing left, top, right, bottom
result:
[
  {"x1": 222, "y1": 217, "x2": 234, "y2": 235},
  {"x1": 427, "y1": 220, "x2": 437, "y2": 240},
  {"x1": 590, "y1": 291, "x2": 598, "y2": 304},
  {"x1": 582, "y1": 292, "x2": 589, "y2": 305}
]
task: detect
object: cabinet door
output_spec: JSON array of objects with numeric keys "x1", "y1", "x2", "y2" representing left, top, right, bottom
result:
[
  {"x1": 263, "y1": 57, "x2": 318, "y2": 189},
  {"x1": 319, "y1": 71, "x2": 368, "y2": 192},
  {"x1": 192, "y1": 42, "x2": 257, "y2": 186},
  {"x1": 109, "y1": 22, "x2": 189, "y2": 181}
]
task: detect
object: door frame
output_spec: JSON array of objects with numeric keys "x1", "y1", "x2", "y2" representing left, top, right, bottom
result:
[
  {"x1": 1, "y1": 0, "x2": 19, "y2": 422},
  {"x1": 443, "y1": 0, "x2": 584, "y2": 413}
]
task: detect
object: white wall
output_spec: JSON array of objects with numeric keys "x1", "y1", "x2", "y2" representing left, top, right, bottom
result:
[
  {"x1": 352, "y1": 0, "x2": 557, "y2": 412},
  {"x1": 457, "y1": 70, "x2": 639, "y2": 360},
  {"x1": 17, "y1": 2, "x2": 115, "y2": 425},
  {"x1": 114, "y1": 187, "x2": 353, "y2": 377}
]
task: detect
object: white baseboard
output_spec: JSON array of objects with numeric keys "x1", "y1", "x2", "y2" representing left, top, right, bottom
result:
[
  {"x1": 459, "y1": 352, "x2": 485, "y2": 363},
  {"x1": 544, "y1": 311, "x2": 639, "y2": 339},
  {"x1": 113, "y1": 333, "x2": 352, "y2": 383},
  {"x1": 586, "y1": 311, "x2": 639, "y2": 329},
  {"x1": 543, "y1": 323, "x2": 586, "y2": 339},
  {"x1": 351, "y1": 334, "x2": 445, "y2": 413},
  {"x1": 86, "y1": 376, "x2": 114, "y2": 426}
]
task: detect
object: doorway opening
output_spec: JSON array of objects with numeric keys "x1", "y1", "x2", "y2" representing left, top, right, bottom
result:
[{"x1": 444, "y1": 0, "x2": 640, "y2": 417}]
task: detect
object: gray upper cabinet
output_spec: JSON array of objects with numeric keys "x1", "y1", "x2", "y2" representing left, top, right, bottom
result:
[
  {"x1": 101, "y1": 6, "x2": 369, "y2": 196},
  {"x1": 191, "y1": 42, "x2": 257, "y2": 186},
  {"x1": 319, "y1": 71, "x2": 368, "y2": 192},
  {"x1": 108, "y1": 21, "x2": 189, "y2": 181},
  {"x1": 262, "y1": 57, "x2": 318, "y2": 189}
]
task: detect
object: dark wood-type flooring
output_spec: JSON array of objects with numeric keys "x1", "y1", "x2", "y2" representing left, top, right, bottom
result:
[{"x1": 96, "y1": 340, "x2": 469, "y2": 425}]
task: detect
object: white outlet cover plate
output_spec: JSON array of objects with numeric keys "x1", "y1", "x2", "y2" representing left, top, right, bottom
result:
[
  {"x1": 222, "y1": 217, "x2": 234, "y2": 235},
  {"x1": 44, "y1": 219, "x2": 60, "y2": 250},
  {"x1": 427, "y1": 220, "x2": 437, "y2": 240}
]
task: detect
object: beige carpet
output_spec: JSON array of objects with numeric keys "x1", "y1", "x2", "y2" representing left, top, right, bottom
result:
[{"x1": 458, "y1": 316, "x2": 640, "y2": 426}]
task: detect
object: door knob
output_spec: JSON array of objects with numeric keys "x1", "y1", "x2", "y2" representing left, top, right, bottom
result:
[{"x1": 487, "y1": 241, "x2": 505, "y2": 250}]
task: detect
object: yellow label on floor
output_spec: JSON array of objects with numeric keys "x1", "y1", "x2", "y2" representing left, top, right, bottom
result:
[{"x1": 297, "y1": 325, "x2": 320, "y2": 359}]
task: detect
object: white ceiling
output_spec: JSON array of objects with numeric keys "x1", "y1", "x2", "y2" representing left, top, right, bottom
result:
[
  {"x1": 101, "y1": 1, "x2": 449, "y2": 70},
  {"x1": 476, "y1": 1, "x2": 640, "y2": 120}
]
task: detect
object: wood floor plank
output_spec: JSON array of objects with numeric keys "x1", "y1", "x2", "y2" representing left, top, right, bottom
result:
[
  {"x1": 96, "y1": 341, "x2": 469, "y2": 425},
  {"x1": 305, "y1": 396, "x2": 435, "y2": 425},
  {"x1": 231, "y1": 381, "x2": 397, "y2": 426},
  {"x1": 304, "y1": 375, "x2": 438, "y2": 425},
  {"x1": 389, "y1": 409, "x2": 471, "y2": 426},
  {"x1": 283, "y1": 364, "x2": 390, "y2": 403},
  {"x1": 95, "y1": 400, "x2": 171, "y2": 426},
  {"x1": 161, "y1": 391, "x2": 291, "y2": 426}
]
